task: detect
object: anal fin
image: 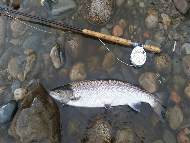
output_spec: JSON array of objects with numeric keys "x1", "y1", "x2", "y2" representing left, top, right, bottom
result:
[{"x1": 128, "y1": 102, "x2": 141, "y2": 112}]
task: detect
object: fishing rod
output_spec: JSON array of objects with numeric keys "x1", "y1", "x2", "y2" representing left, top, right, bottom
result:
[{"x1": 0, "y1": 6, "x2": 162, "y2": 54}]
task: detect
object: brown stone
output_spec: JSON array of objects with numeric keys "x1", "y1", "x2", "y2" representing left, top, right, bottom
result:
[
  {"x1": 112, "y1": 25, "x2": 123, "y2": 37},
  {"x1": 103, "y1": 52, "x2": 115, "y2": 70},
  {"x1": 12, "y1": 84, "x2": 61, "y2": 143},
  {"x1": 169, "y1": 91, "x2": 181, "y2": 104},
  {"x1": 184, "y1": 83, "x2": 190, "y2": 101},
  {"x1": 178, "y1": 130, "x2": 190, "y2": 143}
]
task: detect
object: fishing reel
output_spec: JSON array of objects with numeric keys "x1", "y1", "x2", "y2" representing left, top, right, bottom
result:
[{"x1": 130, "y1": 45, "x2": 146, "y2": 68}]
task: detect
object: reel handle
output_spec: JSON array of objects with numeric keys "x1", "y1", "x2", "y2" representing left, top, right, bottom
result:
[{"x1": 82, "y1": 29, "x2": 162, "y2": 53}]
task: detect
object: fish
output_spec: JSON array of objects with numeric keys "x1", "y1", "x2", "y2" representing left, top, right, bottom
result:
[{"x1": 49, "y1": 79, "x2": 166, "y2": 123}]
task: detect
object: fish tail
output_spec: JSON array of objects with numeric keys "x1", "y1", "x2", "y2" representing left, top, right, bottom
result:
[{"x1": 153, "y1": 99, "x2": 166, "y2": 123}]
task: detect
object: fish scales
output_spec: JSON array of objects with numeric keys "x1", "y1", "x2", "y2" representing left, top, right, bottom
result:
[{"x1": 49, "y1": 79, "x2": 166, "y2": 123}]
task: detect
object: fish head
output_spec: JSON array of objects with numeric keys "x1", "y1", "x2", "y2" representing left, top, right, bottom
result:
[{"x1": 49, "y1": 89, "x2": 73, "y2": 104}]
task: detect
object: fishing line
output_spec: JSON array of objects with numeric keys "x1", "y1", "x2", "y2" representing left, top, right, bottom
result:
[{"x1": 98, "y1": 38, "x2": 134, "y2": 67}]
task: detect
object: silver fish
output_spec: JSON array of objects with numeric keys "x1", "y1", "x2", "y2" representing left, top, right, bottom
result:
[{"x1": 49, "y1": 80, "x2": 166, "y2": 123}]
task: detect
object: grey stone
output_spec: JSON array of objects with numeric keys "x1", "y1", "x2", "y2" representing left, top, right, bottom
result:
[
  {"x1": 168, "y1": 106, "x2": 183, "y2": 130},
  {"x1": 163, "y1": 129, "x2": 176, "y2": 143},
  {"x1": 11, "y1": 79, "x2": 21, "y2": 94},
  {"x1": 0, "y1": 100, "x2": 18, "y2": 125},
  {"x1": 51, "y1": 0, "x2": 76, "y2": 16},
  {"x1": 23, "y1": 35, "x2": 41, "y2": 53},
  {"x1": 100, "y1": 27, "x2": 111, "y2": 35}
]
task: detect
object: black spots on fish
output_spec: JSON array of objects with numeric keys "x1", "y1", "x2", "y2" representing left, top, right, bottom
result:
[{"x1": 71, "y1": 96, "x2": 81, "y2": 101}]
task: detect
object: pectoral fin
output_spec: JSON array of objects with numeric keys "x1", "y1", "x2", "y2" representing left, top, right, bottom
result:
[
  {"x1": 128, "y1": 102, "x2": 141, "y2": 112},
  {"x1": 104, "y1": 104, "x2": 115, "y2": 112}
]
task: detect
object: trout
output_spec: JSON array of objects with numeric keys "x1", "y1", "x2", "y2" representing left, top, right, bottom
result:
[{"x1": 49, "y1": 80, "x2": 166, "y2": 123}]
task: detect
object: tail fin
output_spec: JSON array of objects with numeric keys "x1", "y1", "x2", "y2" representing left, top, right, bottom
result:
[{"x1": 153, "y1": 100, "x2": 167, "y2": 123}]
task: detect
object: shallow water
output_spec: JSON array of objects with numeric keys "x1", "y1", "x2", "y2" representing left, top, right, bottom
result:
[{"x1": 0, "y1": 0, "x2": 189, "y2": 142}]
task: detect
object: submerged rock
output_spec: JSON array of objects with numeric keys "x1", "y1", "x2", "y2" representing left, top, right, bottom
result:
[
  {"x1": 87, "y1": 0, "x2": 114, "y2": 25},
  {"x1": 85, "y1": 117, "x2": 111, "y2": 143},
  {"x1": 182, "y1": 55, "x2": 190, "y2": 78},
  {"x1": 69, "y1": 62, "x2": 87, "y2": 81},
  {"x1": 163, "y1": 129, "x2": 176, "y2": 143},
  {"x1": 12, "y1": 84, "x2": 61, "y2": 143},
  {"x1": 0, "y1": 17, "x2": 6, "y2": 47},
  {"x1": 0, "y1": 100, "x2": 18, "y2": 125},
  {"x1": 65, "y1": 35, "x2": 84, "y2": 59},
  {"x1": 168, "y1": 105, "x2": 183, "y2": 130},
  {"x1": 115, "y1": 126, "x2": 134, "y2": 142},
  {"x1": 145, "y1": 9, "x2": 159, "y2": 29},
  {"x1": 174, "y1": 0, "x2": 190, "y2": 14},
  {"x1": 51, "y1": 0, "x2": 76, "y2": 16},
  {"x1": 152, "y1": 54, "x2": 172, "y2": 74},
  {"x1": 50, "y1": 44, "x2": 62, "y2": 69},
  {"x1": 24, "y1": 52, "x2": 37, "y2": 80},
  {"x1": 138, "y1": 72, "x2": 159, "y2": 93}
]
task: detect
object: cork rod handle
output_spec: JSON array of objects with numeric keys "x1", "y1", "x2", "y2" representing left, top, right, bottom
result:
[
  {"x1": 83, "y1": 29, "x2": 131, "y2": 46},
  {"x1": 82, "y1": 29, "x2": 162, "y2": 53}
]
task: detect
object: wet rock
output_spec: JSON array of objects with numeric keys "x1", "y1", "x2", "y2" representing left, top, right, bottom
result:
[
  {"x1": 0, "y1": 47, "x2": 13, "y2": 68},
  {"x1": 69, "y1": 62, "x2": 87, "y2": 81},
  {"x1": 23, "y1": 35, "x2": 41, "y2": 53},
  {"x1": 50, "y1": 44, "x2": 62, "y2": 69},
  {"x1": 184, "y1": 83, "x2": 190, "y2": 101},
  {"x1": 24, "y1": 52, "x2": 37, "y2": 80},
  {"x1": 12, "y1": 84, "x2": 61, "y2": 143},
  {"x1": 58, "y1": 68, "x2": 68, "y2": 78},
  {"x1": 153, "y1": 30, "x2": 165, "y2": 45},
  {"x1": 106, "y1": 23, "x2": 113, "y2": 29},
  {"x1": 182, "y1": 55, "x2": 190, "y2": 78},
  {"x1": 87, "y1": 0, "x2": 114, "y2": 25},
  {"x1": 65, "y1": 35, "x2": 83, "y2": 59},
  {"x1": 67, "y1": 120, "x2": 81, "y2": 136},
  {"x1": 172, "y1": 58, "x2": 182, "y2": 75},
  {"x1": 14, "y1": 88, "x2": 27, "y2": 101},
  {"x1": 120, "y1": 64, "x2": 136, "y2": 84},
  {"x1": 174, "y1": 0, "x2": 190, "y2": 14},
  {"x1": 11, "y1": 19, "x2": 24, "y2": 37},
  {"x1": 138, "y1": 72, "x2": 159, "y2": 93},
  {"x1": 163, "y1": 129, "x2": 176, "y2": 143},
  {"x1": 161, "y1": 13, "x2": 171, "y2": 26},
  {"x1": 85, "y1": 56, "x2": 99, "y2": 73},
  {"x1": 112, "y1": 25, "x2": 123, "y2": 37},
  {"x1": 24, "y1": 49, "x2": 33, "y2": 55},
  {"x1": 100, "y1": 27, "x2": 111, "y2": 35},
  {"x1": 103, "y1": 52, "x2": 115, "y2": 70},
  {"x1": 42, "y1": 53, "x2": 51, "y2": 70},
  {"x1": 10, "y1": 0, "x2": 22, "y2": 8},
  {"x1": 169, "y1": 91, "x2": 181, "y2": 104},
  {"x1": 116, "y1": 0, "x2": 125, "y2": 7},
  {"x1": 119, "y1": 19, "x2": 127, "y2": 29},
  {"x1": 86, "y1": 117, "x2": 111, "y2": 143},
  {"x1": 178, "y1": 130, "x2": 189, "y2": 143},
  {"x1": 52, "y1": 0, "x2": 76, "y2": 16},
  {"x1": 8, "y1": 57, "x2": 21, "y2": 79},
  {"x1": 145, "y1": 9, "x2": 159, "y2": 29},
  {"x1": 168, "y1": 105, "x2": 183, "y2": 130},
  {"x1": 181, "y1": 43, "x2": 190, "y2": 55},
  {"x1": 153, "y1": 140, "x2": 164, "y2": 143},
  {"x1": 115, "y1": 127, "x2": 134, "y2": 142},
  {"x1": 17, "y1": 72, "x2": 24, "y2": 82},
  {"x1": 152, "y1": 54, "x2": 172, "y2": 74},
  {"x1": 0, "y1": 100, "x2": 17, "y2": 125},
  {"x1": 0, "y1": 17, "x2": 6, "y2": 47},
  {"x1": 124, "y1": 0, "x2": 133, "y2": 10},
  {"x1": 11, "y1": 79, "x2": 21, "y2": 94},
  {"x1": 113, "y1": 48, "x2": 124, "y2": 59}
]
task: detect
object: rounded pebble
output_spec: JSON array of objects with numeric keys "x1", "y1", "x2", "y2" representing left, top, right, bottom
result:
[{"x1": 14, "y1": 88, "x2": 27, "y2": 101}]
